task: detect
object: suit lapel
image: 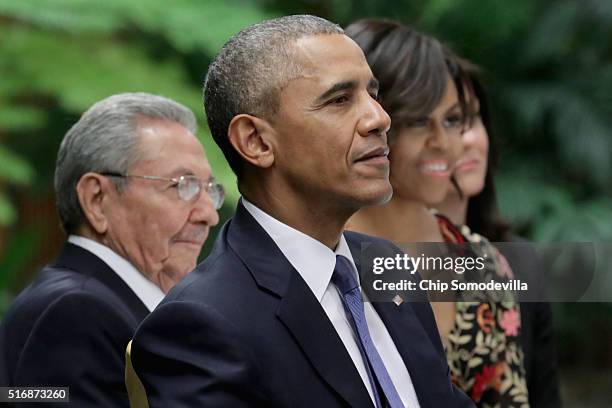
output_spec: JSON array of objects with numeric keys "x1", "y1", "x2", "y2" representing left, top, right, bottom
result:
[
  {"x1": 227, "y1": 202, "x2": 373, "y2": 408},
  {"x1": 54, "y1": 243, "x2": 150, "y2": 322},
  {"x1": 277, "y1": 272, "x2": 374, "y2": 408}
]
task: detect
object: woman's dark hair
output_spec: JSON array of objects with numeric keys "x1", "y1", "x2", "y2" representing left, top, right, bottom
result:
[
  {"x1": 447, "y1": 53, "x2": 511, "y2": 241},
  {"x1": 346, "y1": 18, "x2": 509, "y2": 241},
  {"x1": 345, "y1": 19, "x2": 468, "y2": 138}
]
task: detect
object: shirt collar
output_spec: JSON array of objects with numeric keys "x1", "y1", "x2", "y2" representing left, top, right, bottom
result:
[
  {"x1": 67, "y1": 235, "x2": 165, "y2": 311},
  {"x1": 241, "y1": 197, "x2": 359, "y2": 302}
]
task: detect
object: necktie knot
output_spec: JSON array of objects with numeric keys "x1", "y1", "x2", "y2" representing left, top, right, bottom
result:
[{"x1": 332, "y1": 255, "x2": 359, "y2": 294}]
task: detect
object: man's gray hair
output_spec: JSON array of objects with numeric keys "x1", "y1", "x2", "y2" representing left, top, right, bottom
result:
[
  {"x1": 55, "y1": 92, "x2": 197, "y2": 234},
  {"x1": 204, "y1": 14, "x2": 343, "y2": 178}
]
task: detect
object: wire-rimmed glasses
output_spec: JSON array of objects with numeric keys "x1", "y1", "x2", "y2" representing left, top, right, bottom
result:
[{"x1": 101, "y1": 172, "x2": 225, "y2": 209}]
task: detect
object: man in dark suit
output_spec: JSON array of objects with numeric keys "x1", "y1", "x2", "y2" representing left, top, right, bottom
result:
[
  {"x1": 128, "y1": 15, "x2": 474, "y2": 407},
  {"x1": 0, "y1": 92, "x2": 222, "y2": 406}
]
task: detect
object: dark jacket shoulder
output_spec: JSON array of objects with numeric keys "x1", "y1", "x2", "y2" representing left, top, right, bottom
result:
[{"x1": 0, "y1": 243, "x2": 149, "y2": 407}]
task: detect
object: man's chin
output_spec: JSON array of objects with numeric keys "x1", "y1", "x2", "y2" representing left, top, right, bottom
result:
[
  {"x1": 162, "y1": 251, "x2": 200, "y2": 281},
  {"x1": 356, "y1": 180, "x2": 393, "y2": 207},
  {"x1": 174, "y1": 239, "x2": 206, "y2": 250}
]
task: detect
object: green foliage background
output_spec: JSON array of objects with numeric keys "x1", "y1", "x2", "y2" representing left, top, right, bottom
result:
[{"x1": 1, "y1": 0, "x2": 611, "y2": 403}]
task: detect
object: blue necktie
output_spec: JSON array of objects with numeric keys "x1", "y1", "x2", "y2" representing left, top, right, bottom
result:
[{"x1": 332, "y1": 255, "x2": 405, "y2": 408}]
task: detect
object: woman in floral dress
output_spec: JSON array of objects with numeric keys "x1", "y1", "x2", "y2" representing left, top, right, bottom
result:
[{"x1": 437, "y1": 53, "x2": 561, "y2": 407}]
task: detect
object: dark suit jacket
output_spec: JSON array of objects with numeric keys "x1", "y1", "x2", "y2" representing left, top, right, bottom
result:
[
  {"x1": 0, "y1": 243, "x2": 149, "y2": 407},
  {"x1": 129, "y1": 202, "x2": 474, "y2": 407}
]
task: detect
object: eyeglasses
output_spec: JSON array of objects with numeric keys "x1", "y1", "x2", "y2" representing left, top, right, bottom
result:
[{"x1": 101, "y1": 172, "x2": 225, "y2": 209}]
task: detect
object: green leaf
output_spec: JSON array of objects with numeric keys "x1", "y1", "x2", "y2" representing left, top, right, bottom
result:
[
  {"x1": 521, "y1": 1, "x2": 579, "y2": 65},
  {"x1": 0, "y1": 0, "x2": 276, "y2": 54},
  {"x1": 0, "y1": 25, "x2": 201, "y2": 113},
  {"x1": 0, "y1": 105, "x2": 46, "y2": 131},
  {"x1": 0, "y1": 145, "x2": 34, "y2": 185},
  {"x1": 420, "y1": 0, "x2": 460, "y2": 28},
  {"x1": 123, "y1": 0, "x2": 277, "y2": 55},
  {"x1": 0, "y1": 191, "x2": 17, "y2": 225},
  {"x1": 552, "y1": 93, "x2": 612, "y2": 187},
  {"x1": 0, "y1": 226, "x2": 42, "y2": 286},
  {"x1": 0, "y1": 0, "x2": 125, "y2": 34}
]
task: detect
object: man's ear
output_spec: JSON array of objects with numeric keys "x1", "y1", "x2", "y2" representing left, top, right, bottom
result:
[
  {"x1": 228, "y1": 114, "x2": 275, "y2": 169},
  {"x1": 76, "y1": 173, "x2": 113, "y2": 234}
]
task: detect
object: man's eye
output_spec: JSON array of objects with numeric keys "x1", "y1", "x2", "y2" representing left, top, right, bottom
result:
[{"x1": 329, "y1": 95, "x2": 350, "y2": 105}]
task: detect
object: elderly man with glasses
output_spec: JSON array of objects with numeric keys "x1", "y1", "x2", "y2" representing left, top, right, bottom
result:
[{"x1": 0, "y1": 92, "x2": 221, "y2": 407}]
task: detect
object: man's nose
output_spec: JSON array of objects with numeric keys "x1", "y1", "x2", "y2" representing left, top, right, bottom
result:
[
  {"x1": 358, "y1": 95, "x2": 391, "y2": 138},
  {"x1": 191, "y1": 190, "x2": 220, "y2": 226}
]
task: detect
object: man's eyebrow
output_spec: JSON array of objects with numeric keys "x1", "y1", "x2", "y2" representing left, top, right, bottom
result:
[
  {"x1": 315, "y1": 80, "x2": 358, "y2": 103},
  {"x1": 167, "y1": 166, "x2": 197, "y2": 178}
]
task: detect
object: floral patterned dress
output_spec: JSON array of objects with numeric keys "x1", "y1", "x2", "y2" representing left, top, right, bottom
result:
[{"x1": 436, "y1": 214, "x2": 530, "y2": 408}]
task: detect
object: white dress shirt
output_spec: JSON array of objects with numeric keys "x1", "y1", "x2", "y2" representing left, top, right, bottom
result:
[
  {"x1": 68, "y1": 235, "x2": 165, "y2": 312},
  {"x1": 242, "y1": 198, "x2": 420, "y2": 408}
]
